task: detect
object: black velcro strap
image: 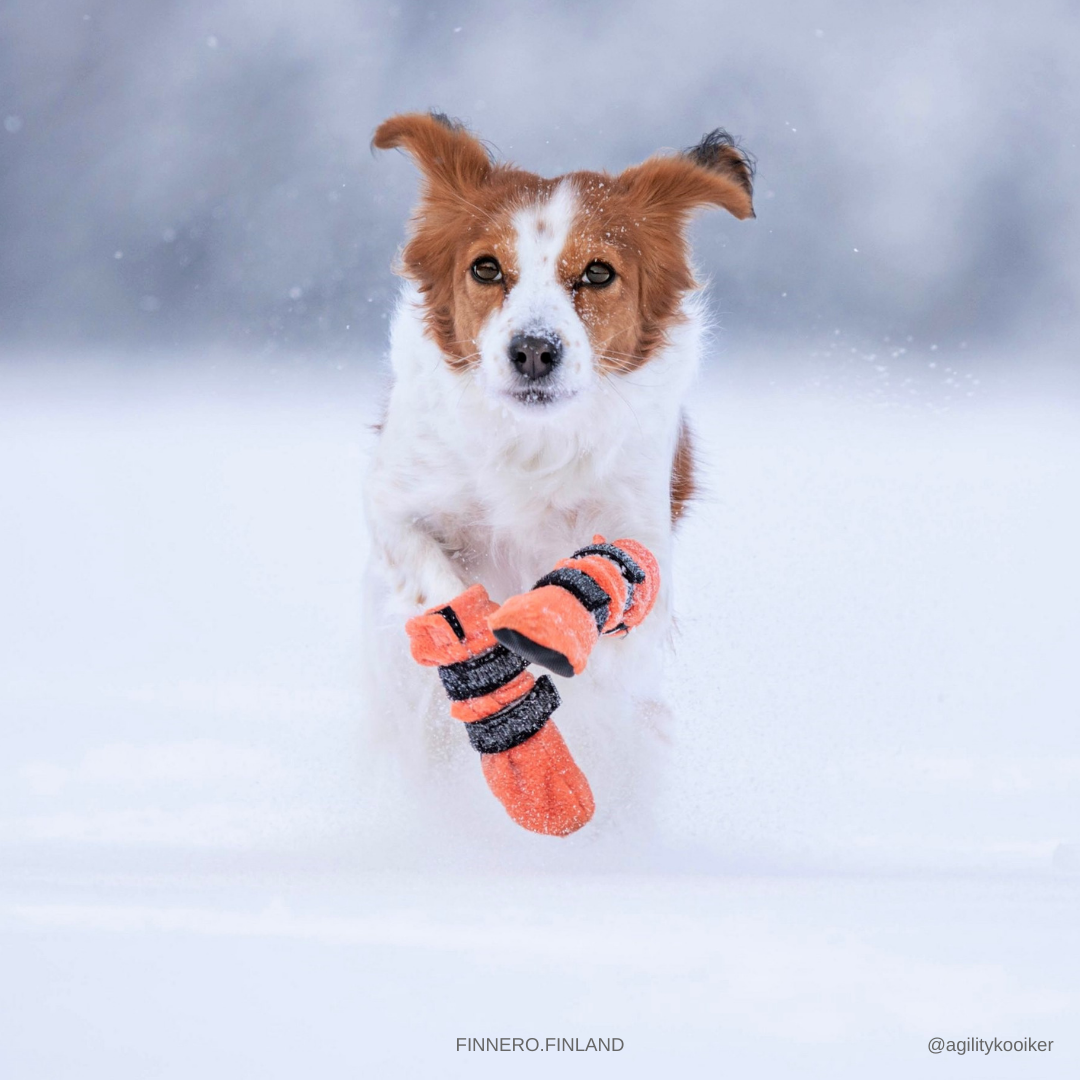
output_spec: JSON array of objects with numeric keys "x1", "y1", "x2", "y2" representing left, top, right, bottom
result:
[
  {"x1": 433, "y1": 606, "x2": 466, "y2": 642},
  {"x1": 465, "y1": 675, "x2": 560, "y2": 754},
  {"x1": 572, "y1": 542, "x2": 646, "y2": 585},
  {"x1": 437, "y1": 644, "x2": 528, "y2": 701},
  {"x1": 534, "y1": 567, "x2": 610, "y2": 632}
]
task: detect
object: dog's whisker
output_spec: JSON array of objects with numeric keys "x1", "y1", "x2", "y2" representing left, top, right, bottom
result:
[
  {"x1": 597, "y1": 347, "x2": 648, "y2": 363},
  {"x1": 597, "y1": 354, "x2": 648, "y2": 376},
  {"x1": 596, "y1": 357, "x2": 670, "y2": 389},
  {"x1": 600, "y1": 372, "x2": 645, "y2": 436}
]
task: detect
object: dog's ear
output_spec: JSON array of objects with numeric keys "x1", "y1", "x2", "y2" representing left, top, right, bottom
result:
[
  {"x1": 621, "y1": 129, "x2": 755, "y2": 221},
  {"x1": 372, "y1": 112, "x2": 492, "y2": 194}
]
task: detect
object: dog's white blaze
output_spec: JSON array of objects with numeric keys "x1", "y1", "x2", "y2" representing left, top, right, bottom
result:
[
  {"x1": 507, "y1": 180, "x2": 577, "y2": 331},
  {"x1": 476, "y1": 181, "x2": 593, "y2": 396}
]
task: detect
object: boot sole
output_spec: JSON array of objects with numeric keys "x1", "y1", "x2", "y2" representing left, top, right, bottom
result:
[{"x1": 492, "y1": 628, "x2": 575, "y2": 678}]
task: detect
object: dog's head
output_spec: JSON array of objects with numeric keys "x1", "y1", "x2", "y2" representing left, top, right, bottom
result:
[{"x1": 373, "y1": 112, "x2": 754, "y2": 413}]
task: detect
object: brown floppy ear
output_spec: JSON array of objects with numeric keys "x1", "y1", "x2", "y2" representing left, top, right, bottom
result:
[
  {"x1": 621, "y1": 128, "x2": 755, "y2": 221},
  {"x1": 372, "y1": 111, "x2": 492, "y2": 194}
]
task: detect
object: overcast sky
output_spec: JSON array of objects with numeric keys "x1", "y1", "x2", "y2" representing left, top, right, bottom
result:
[{"x1": 2, "y1": 0, "x2": 1078, "y2": 358}]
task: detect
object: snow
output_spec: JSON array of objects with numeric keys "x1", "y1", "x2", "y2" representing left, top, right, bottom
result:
[{"x1": 1, "y1": 355, "x2": 1077, "y2": 1077}]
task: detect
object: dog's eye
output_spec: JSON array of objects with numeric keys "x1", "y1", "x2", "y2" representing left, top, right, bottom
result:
[
  {"x1": 581, "y1": 262, "x2": 615, "y2": 286},
  {"x1": 471, "y1": 257, "x2": 502, "y2": 283}
]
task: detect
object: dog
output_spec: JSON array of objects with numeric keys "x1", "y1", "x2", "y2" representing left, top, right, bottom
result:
[{"x1": 362, "y1": 112, "x2": 754, "y2": 839}]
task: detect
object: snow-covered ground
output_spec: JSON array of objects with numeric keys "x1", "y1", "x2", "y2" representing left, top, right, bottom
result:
[{"x1": 1, "y1": 353, "x2": 1078, "y2": 1077}]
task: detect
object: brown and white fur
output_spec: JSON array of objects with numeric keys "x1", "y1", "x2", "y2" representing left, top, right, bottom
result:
[{"x1": 362, "y1": 113, "x2": 754, "y2": 839}]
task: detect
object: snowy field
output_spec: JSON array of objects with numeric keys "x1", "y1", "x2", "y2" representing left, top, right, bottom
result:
[{"x1": 1, "y1": 351, "x2": 1078, "y2": 1077}]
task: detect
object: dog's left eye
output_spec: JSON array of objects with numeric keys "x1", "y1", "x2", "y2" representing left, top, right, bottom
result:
[
  {"x1": 581, "y1": 262, "x2": 615, "y2": 286},
  {"x1": 471, "y1": 257, "x2": 503, "y2": 283}
]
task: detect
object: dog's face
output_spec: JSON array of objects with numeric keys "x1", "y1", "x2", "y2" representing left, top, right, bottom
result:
[{"x1": 374, "y1": 113, "x2": 754, "y2": 414}]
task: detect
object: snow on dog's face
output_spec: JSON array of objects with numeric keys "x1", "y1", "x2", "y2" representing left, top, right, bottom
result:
[{"x1": 373, "y1": 113, "x2": 754, "y2": 413}]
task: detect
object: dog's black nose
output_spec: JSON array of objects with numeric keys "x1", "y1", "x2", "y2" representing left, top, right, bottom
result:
[{"x1": 508, "y1": 333, "x2": 562, "y2": 380}]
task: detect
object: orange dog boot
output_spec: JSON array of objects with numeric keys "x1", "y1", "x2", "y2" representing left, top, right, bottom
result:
[
  {"x1": 487, "y1": 537, "x2": 661, "y2": 677},
  {"x1": 405, "y1": 585, "x2": 594, "y2": 836}
]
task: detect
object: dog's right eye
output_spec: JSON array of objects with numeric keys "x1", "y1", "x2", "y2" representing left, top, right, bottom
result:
[{"x1": 471, "y1": 257, "x2": 502, "y2": 283}]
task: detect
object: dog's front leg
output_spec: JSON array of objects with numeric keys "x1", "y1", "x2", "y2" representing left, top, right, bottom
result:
[{"x1": 366, "y1": 485, "x2": 468, "y2": 612}]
